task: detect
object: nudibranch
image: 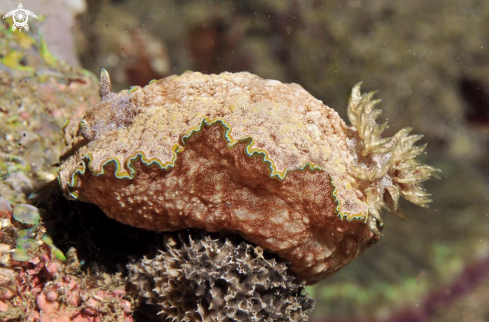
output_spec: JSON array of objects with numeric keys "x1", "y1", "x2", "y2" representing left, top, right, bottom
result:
[{"x1": 58, "y1": 70, "x2": 439, "y2": 284}]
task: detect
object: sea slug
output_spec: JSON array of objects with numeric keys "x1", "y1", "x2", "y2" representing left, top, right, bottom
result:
[{"x1": 57, "y1": 70, "x2": 439, "y2": 284}]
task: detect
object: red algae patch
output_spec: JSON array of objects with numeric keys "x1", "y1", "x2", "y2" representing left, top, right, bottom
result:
[{"x1": 58, "y1": 71, "x2": 439, "y2": 284}]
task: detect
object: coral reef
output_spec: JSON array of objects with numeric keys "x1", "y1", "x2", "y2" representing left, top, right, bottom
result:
[
  {"x1": 0, "y1": 0, "x2": 87, "y2": 66},
  {"x1": 128, "y1": 230, "x2": 314, "y2": 321},
  {"x1": 0, "y1": 18, "x2": 99, "y2": 204},
  {"x1": 1, "y1": 11, "x2": 316, "y2": 321},
  {"x1": 0, "y1": 197, "x2": 133, "y2": 322},
  {"x1": 0, "y1": 20, "x2": 135, "y2": 321},
  {"x1": 31, "y1": 181, "x2": 316, "y2": 322},
  {"x1": 58, "y1": 70, "x2": 438, "y2": 284},
  {"x1": 4, "y1": 0, "x2": 486, "y2": 319},
  {"x1": 71, "y1": 1, "x2": 489, "y2": 319}
]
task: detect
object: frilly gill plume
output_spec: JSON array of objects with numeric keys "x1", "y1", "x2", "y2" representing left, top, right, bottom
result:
[{"x1": 347, "y1": 83, "x2": 440, "y2": 235}]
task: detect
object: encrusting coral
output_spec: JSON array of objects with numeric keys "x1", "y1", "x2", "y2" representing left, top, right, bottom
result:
[
  {"x1": 57, "y1": 70, "x2": 439, "y2": 284},
  {"x1": 127, "y1": 230, "x2": 314, "y2": 321},
  {"x1": 0, "y1": 197, "x2": 133, "y2": 322}
]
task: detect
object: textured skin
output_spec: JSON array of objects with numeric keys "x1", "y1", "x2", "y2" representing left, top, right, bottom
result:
[{"x1": 58, "y1": 71, "x2": 379, "y2": 284}]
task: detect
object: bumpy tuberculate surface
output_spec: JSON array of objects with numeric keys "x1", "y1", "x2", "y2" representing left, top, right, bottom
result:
[{"x1": 58, "y1": 71, "x2": 439, "y2": 284}]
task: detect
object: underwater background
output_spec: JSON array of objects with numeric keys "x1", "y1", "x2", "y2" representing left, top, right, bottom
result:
[{"x1": 1, "y1": 0, "x2": 488, "y2": 321}]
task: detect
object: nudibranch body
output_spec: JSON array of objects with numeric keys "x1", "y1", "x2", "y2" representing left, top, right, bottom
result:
[{"x1": 58, "y1": 71, "x2": 439, "y2": 284}]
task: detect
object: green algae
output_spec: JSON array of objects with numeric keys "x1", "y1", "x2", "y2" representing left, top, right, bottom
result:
[
  {"x1": 39, "y1": 34, "x2": 58, "y2": 67},
  {"x1": 12, "y1": 248, "x2": 30, "y2": 262},
  {"x1": 42, "y1": 235, "x2": 66, "y2": 261},
  {"x1": 1, "y1": 52, "x2": 34, "y2": 72},
  {"x1": 15, "y1": 238, "x2": 39, "y2": 253},
  {"x1": 0, "y1": 17, "x2": 99, "y2": 204},
  {"x1": 13, "y1": 205, "x2": 40, "y2": 226}
]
